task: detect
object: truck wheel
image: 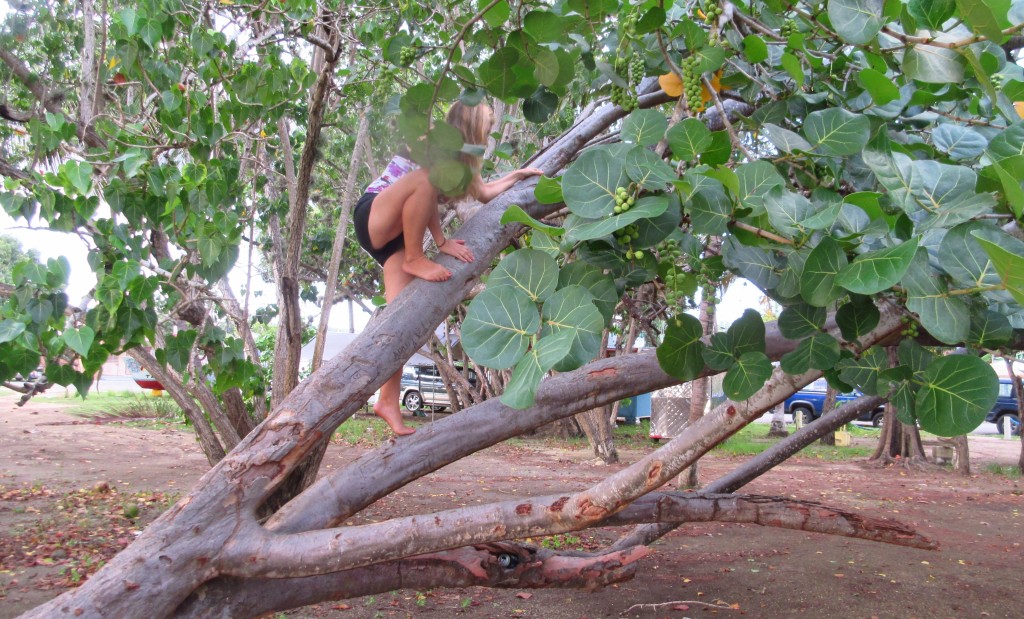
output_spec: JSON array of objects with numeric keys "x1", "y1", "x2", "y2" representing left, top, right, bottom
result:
[
  {"x1": 793, "y1": 406, "x2": 814, "y2": 425},
  {"x1": 871, "y1": 411, "x2": 884, "y2": 428},
  {"x1": 403, "y1": 390, "x2": 422, "y2": 413}
]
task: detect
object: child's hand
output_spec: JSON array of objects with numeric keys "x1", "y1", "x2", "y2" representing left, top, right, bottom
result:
[
  {"x1": 440, "y1": 238, "x2": 474, "y2": 262},
  {"x1": 517, "y1": 167, "x2": 545, "y2": 180}
]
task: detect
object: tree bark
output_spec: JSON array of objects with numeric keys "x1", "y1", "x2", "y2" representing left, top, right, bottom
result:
[
  {"x1": 766, "y1": 404, "x2": 789, "y2": 437},
  {"x1": 818, "y1": 385, "x2": 838, "y2": 446}
]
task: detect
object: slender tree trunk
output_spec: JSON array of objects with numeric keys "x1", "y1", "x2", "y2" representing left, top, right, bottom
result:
[
  {"x1": 818, "y1": 386, "x2": 838, "y2": 446},
  {"x1": 127, "y1": 348, "x2": 225, "y2": 465},
  {"x1": 78, "y1": 0, "x2": 97, "y2": 129},
  {"x1": 681, "y1": 246, "x2": 719, "y2": 488},
  {"x1": 311, "y1": 109, "x2": 369, "y2": 372},
  {"x1": 766, "y1": 404, "x2": 789, "y2": 437},
  {"x1": 1005, "y1": 358, "x2": 1024, "y2": 474},
  {"x1": 575, "y1": 330, "x2": 619, "y2": 463}
]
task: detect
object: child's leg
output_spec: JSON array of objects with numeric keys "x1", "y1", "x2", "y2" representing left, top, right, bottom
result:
[
  {"x1": 372, "y1": 251, "x2": 417, "y2": 435},
  {"x1": 367, "y1": 169, "x2": 450, "y2": 282}
]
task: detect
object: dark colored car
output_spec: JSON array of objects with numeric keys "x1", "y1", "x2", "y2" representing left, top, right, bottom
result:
[
  {"x1": 985, "y1": 379, "x2": 1021, "y2": 436},
  {"x1": 399, "y1": 363, "x2": 477, "y2": 413},
  {"x1": 784, "y1": 378, "x2": 887, "y2": 426}
]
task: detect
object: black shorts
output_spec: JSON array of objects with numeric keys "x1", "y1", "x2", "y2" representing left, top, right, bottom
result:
[{"x1": 353, "y1": 192, "x2": 405, "y2": 266}]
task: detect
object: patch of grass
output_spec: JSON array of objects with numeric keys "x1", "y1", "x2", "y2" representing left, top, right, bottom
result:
[
  {"x1": 36, "y1": 391, "x2": 183, "y2": 419},
  {"x1": 712, "y1": 424, "x2": 874, "y2": 460},
  {"x1": 332, "y1": 415, "x2": 428, "y2": 447},
  {"x1": 984, "y1": 463, "x2": 1022, "y2": 478}
]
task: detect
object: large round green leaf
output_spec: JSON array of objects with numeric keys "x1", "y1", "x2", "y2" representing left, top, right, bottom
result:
[
  {"x1": 916, "y1": 355, "x2": 998, "y2": 437},
  {"x1": 0, "y1": 319, "x2": 27, "y2": 344},
  {"x1": 827, "y1": 0, "x2": 884, "y2": 44},
  {"x1": 723, "y1": 352, "x2": 773, "y2": 400},
  {"x1": 656, "y1": 314, "x2": 706, "y2": 381},
  {"x1": 688, "y1": 187, "x2": 731, "y2": 235},
  {"x1": 729, "y1": 309, "x2": 766, "y2": 357},
  {"x1": 764, "y1": 188, "x2": 813, "y2": 240},
  {"x1": 722, "y1": 237, "x2": 782, "y2": 291},
  {"x1": 564, "y1": 195, "x2": 669, "y2": 243},
  {"x1": 488, "y1": 248, "x2": 559, "y2": 302},
  {"x1": 631, "y1": 196, "x2": 682, "y2": 248},
  {"x1": 501, "y1": 329, "x2": 576, "y2": 410},
  {"x1": 938, "y1": 222, "x2": 1005, "y2": 290},
  {"x1": 932, "y1": 124, "x2": 988, "y2": 160},
  {"x1": 968, "y1": 309, "x2": 1013, "y2": 348},
  {"x1": 736, "y1": 161, "x2": 785, "y2": 216},
  {"x1": 780, "y1": 333, "x2": 841, "y2": 374},
  {"x1": 666, "y1": 118, "x2": 712, "y2": 162},
  {"x1": 800, "y1": 236, "x2": 849, "y2": 307},
  {"x1": 974, "y1": 233, "x2": 1024, "y2": 308},
  {"x1": 836, "y1": 237, "x2": 919, "y2": 295},
  {"x1": 557, "y1": 262, "x2": 619, "y2": 324},
  {"x1": 836, "y1": 298, "x2": 880, "y2": 341},
  {"x1": 702, "y1": 332, "x2": 735, "y2": 371},
  {"x1": 778, "y1": 303, "x2": 827, "y2": 340},
  {"x1": 625, "y1": 147, "x2": 676, "y2": 190},
  {"x1": 621, "y1": 109, "x2": 668, "y2": 146},
  {"x1": 562, "y1": 147, "x2": 628, "y2": 218},
  {"x1": 903, "y1": 247, "x2": 970, "y2": 344},
  {"x1": 462, "y1": 287, "x2": 541, "y2": 370},
  {"x1": 836, "y1": 346, "x2": 888, "y2": 395},
  {"x1": 803, "y1": 108, "x2": 871, "y2": 157},
  {"x1": 540, "y1": 285, "x2": 604, "y2": 372}
]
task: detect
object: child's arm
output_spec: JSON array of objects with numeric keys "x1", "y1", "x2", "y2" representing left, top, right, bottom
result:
[{"x1": 472, "y1": 167, "x2": 544, "y2": 203}]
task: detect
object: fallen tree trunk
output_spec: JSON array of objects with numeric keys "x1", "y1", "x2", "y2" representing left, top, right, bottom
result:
[{"x1": 175, "y1": 491, "x2": 932, "y2": 617}]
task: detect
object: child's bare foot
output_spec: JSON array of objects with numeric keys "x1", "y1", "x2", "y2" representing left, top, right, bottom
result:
[
  {"x1": 373, "y1": 401, "x2": 416, "y2": 435},
  {"x1": 403, "y1": 256, "x2": 451, "y2": 281}
]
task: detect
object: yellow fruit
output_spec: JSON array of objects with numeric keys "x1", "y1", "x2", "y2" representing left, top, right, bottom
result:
[{"x1": 1015, "y1": 101, "x2": 1024, "y2": 119}]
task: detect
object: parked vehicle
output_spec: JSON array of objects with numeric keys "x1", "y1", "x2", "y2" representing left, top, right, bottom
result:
[
  {"x1": 399, "y1": 363, "x2": 476, "y2": 413},
  {"x1": 985, "y1": 379, "x2": 1021, "y2": 436},
  {"x1": 784, "y1": 378, "x2": 887, "y2": 426}
]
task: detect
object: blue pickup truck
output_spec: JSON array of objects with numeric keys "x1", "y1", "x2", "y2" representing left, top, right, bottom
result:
[
  {"x1": 784, "y1": 378, "x2": 887, "y2": 426},
  {"x1": 986, "y1": 379, "x2": 1021, "y2": 436}
]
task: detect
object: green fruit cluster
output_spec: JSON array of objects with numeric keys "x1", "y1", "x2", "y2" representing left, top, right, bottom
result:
[
  {"x1": 701, "y1": 0, "x2": 724, "y2": 24},
  {"x1": 899, "y1": 314, "x2": 920, "y2": 338},
  {"x1": 991, "y1": 74, "x2": 1004, "y2": 89},
  {"x1": 613, "y1": 185, "x2": 635, "y2": 214},
  {"x1": 611, "y1": 85, "x2": 638, "y2": 111},
  {"x1": 399, "y1": 46, "x2": 416, "y2": 66},
  {"x1": 658, "y1": 240, "x2": 687, "y2": 306},
  {"x1": 780, "y1": 19, "x2": 797, "y2": 37},
  {"x1": 680, "y1": 55, "x2": 706, "y2": 114}
]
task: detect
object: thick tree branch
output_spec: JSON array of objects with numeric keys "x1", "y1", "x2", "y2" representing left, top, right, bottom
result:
[
  {"x1": 220, "y1": 488, "x2": 933, "y2": 579},
  {"x1": 175, "y1": 544, "x2": 647, "y2": 618},
  {"x1": 612, "y1": 393, "x2": 890, "y2": 550}
]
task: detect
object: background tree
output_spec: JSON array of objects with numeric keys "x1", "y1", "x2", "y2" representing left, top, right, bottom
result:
[
  {"x1": 0, "y1": 234, "x2": 38, "y2": 285},
  {"x1": 1, "y1": 0, "x2": 1024, "y2": 616}
]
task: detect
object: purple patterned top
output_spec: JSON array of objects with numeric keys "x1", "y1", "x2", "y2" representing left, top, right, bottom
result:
[{"x1": 365, "y1": 154, "x2": 418, "y2": 194}]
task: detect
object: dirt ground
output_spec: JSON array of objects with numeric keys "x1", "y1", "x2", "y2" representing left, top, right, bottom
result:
[{"x1": 1, "y1": 393, "x2": 1022, "y2": 619}]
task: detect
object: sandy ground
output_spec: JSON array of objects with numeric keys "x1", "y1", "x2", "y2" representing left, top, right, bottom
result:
[{"x1": 1, "y1": 393, "x2": 1022, "y2": 619}]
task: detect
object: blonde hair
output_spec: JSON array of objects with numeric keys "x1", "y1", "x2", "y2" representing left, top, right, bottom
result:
[{"x1": 446, "y1": 101, "x2": 492, "y2": 174}]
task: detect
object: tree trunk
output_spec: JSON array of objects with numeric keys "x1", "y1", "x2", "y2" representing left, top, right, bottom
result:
[
  {"x1": 681, "y1": 259, "x2": 718, "y2": 488},
  {"x1": 818, "y1": 386, "x2": 838, "y2": 446},
  {"x1": 1005, "y1": 358, "x2": 1024, "y2": 474},
  {"x1": 575, "y1": 406, "x2": 619, "y2": 463},
  {"x1": 765, "y1": 404, "x2": 789, "y2": 437},
  {"x1": 311, "y1": 108, "x2": 369, "y2": 372},
  {"x1": 574, "y1": 329, "x2": 619, "y2": 463}
]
